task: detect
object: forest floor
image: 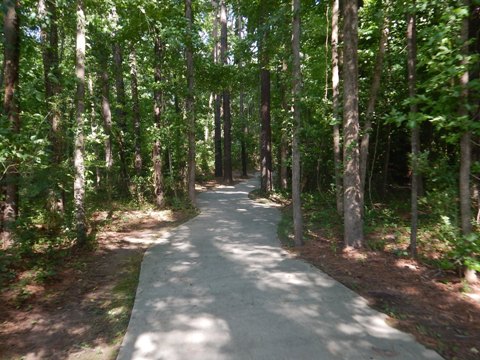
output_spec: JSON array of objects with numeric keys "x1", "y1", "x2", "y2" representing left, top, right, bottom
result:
[
  {"x1": 1, "y1": 176, "x2": 479, "y2": 360},
  {"x1": 0, "y1": 207, "x2": 195, "y2": 360},
  {"x1": 276, "y1": 205, "x2": 480, "y2": 360}
]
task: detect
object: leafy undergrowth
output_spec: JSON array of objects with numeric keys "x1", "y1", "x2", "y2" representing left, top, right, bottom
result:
[
  {"x1": 0, "y1": 207, "x2": 195, "y2": 360},
  {"x1": 275, "y1": 192, "x2": 480, "y2": 360}
]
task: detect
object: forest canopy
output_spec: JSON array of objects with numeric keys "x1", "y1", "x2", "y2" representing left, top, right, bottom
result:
[{"x1": 1, "y1": 0, "x2": 479, "y2": 284}]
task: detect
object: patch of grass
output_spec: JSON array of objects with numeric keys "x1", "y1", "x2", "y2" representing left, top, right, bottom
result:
[
  {"x1": 106, "y1": 251, "x2": 144, "y2": 340},
  {"x1": 278, "y1": 208, "x2": 295, "y2": 248}
]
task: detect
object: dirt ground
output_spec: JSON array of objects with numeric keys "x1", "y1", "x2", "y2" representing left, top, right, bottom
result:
[
  {"x1": 292, "y1": 228, "x2": 480, "y2": 360},
  {"x1": 0, "y1": 209, "x2": 193, "y2": 360}
]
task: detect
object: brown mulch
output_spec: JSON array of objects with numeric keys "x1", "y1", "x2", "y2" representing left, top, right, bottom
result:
[
  {"x1": 291, "y1": 231, "x2": 480, "y2": 360},
  {"x1": 0, "y1": 209, "x2": 192, "y2": 360}
]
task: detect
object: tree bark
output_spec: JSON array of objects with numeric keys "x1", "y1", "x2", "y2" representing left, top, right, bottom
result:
[
  {"x1": 112, "y1": 42, "x2": 129, "y2": 194},
  {"x1": 74, "y1": 0, "x2": 87, "y2": 245},
  {"x1": 212, "y1": 0, "x2": 223, "y2": 178},
  {"x1": 185, "y1": 0, "x2": 196, "y2": 204},
  {"x1": 407, "y1": 3, "x2": 419, "y2": 258},
  {"x1": 331, "y1": 0, "x2": 343, "y2": 216},
  {"x1": 360, "y1": 11, "x2": 389, "y2": 201},
  {"x1": 129, "y1": 47, "x2": 142, "y2": 176},
  {"x1": 220, "y1": 0, "x2": 233, "y2": 185},
  {"x1": 153, "y1": 36, "x2": 165, "y2": 208},
  {"x1": 1, "y1": 0, "x2": 20, "y2": 249},
  {"x1": 342, "y1": 0, "x2": 363, "y2": 248},
  {"x1": 259, "y1": 1, "x2": 273, "y2": 193},
  {"x1": 238, "y1": 15, "x2": 248, "y2": 178},
  {"x1": 459, "y1": 0, "x2": 476, "y2": 283},
  {"x1": 292, "y1": 0, "x2": 303, "y2": 246},
  {"x1": 98, "y1": 52, "x2": 113, "y2": 175}
]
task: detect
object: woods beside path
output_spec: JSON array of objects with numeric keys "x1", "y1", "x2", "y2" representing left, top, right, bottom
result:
[
  {"x1": 0, "y1": 175, "x2": 479, "y2": 359},
  {"x1": 1, "y1": 0, "x2": 480, "y2": 359}
]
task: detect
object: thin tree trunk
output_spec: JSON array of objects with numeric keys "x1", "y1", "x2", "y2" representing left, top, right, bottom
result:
[
  {"x1": 260, "y1": 67, "x2": 273, "y2": 193},
  {"x1": 470, "y1": 4, "x2": 480, "y2": 226},
  {"x1": 212, "y1": 0, "x2": 223, "y2": 178},
  {"x1": 292, "y1": 0, "x2": 303, "y2": 246},
  {"x1": 238, "y1": 15, "x2": 248, "y2": 178},
  {"x1": 407, "y1": 3, "x2": 419, "y2": 258},
  {"x1": 279, "y1": 60, "x2": 289, "y2": 190},
  {"x1": 98, "y1": 52, "x2": 113, "y2": 177},
  {"x1": 153, "y1": 36, "x2": 165, "y2": 208},
  {"x1": 331, "y1": 0, "x2": 343, "y2": 216},
  {"x1": 74, "y1": 0, "x2": 87, "y2": 245},
  {"x1": 381, "y1": 128, "x2": 392, "y2": 198},
  {"x1": 240, "y1": 91, "x2": 248, "y2": 178},
  {"x1": 214, "y1": 94, "x2": 223, "y2": 177},
  {"x1": 1, "y1": 0, "x2": 20, "y2": 249},
  {"x1": 185, "y1": 0, "x2": 196, "y2": 204},
  {"x1": 112, "y1": 42, "x2": 129, "y2": 194},
  {"x1": 259, "y1": 0, "x2": 273, "y2": 193},
  {"x1": 360, "y1": 12, "x2": 389, "y2": 199},
  {"x1": 130, "y1": 47, "x2": 142, "y2": 176},
  {"x1": 459, "y1": 0, "x2": 476, "y2": 283},
  {"x1": 342, "y1": 0, "x2": 363, "y2": 248},
  {"x1": 220, "y1": 0, "x2": 233, "y2": 185}
]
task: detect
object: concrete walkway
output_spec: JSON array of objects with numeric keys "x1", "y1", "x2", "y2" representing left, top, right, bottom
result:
[{"x1": 117, "y1": 177, "x2": 442, "y2": 360}]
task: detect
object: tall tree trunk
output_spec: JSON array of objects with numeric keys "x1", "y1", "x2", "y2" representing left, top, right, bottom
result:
[
  {"x1": 279, "y1": 60, "x2": 289, "y2": 191},
  {"x1": 292, "y1": 0, "x2": 303, "y2": 246},
  {"x1": 129, "y1": 47, "x2": 142, "y2": 176},
  {"x1": 342, "y1": 0, "x2": 363, "y2": 248},
  {"x1": 38, "y1": 0, "x2": 62, "y2": 157},
  {"x1": 260, "y1": 67, "x2": 273, "y2": 193},
  {"x1": 259, "y1": 1, "x2": 273, "y2": 193},
  {"x1": 238, "y1": 15, "x2": 248, "y2": 178},
  {"x1": 153, "y1": 36, "x2": 165, "y2": 208},
  {"x1": 459, "y1": 0, "x2": 476, "y2": 283},
  {"x1": 74, "y1": 0, "x2": 87, "y2": 245},
  {"x1": 98, "y1": 51, "x2": 113, "y2": 181},
  {"x1": 185, "y1": 0, "x2": 196, "y2": 204},
  {"x1": 1, "y1": 0, "x2": 20, "y2": 249},
  {"x1": 112, "y1": 42, "x2": 129, "y2": 194},
  {"x1": 360, "y1": 11, "x2": 389, "y2": 201},
  {"x1": 470, "y1": 3, "x2": 480, "y2": 226},
  {"x1": 407, "y1": 3, "x2": 419, "y2": 258},
  {"x1": 220, "y1": 0, "x2": 233, "y2": 185},
  {"x1": 212, "y1": 0, "x2": 223, "y2": 178},
  {"x1": 331, "y1": 0, "x2": 343, "y2": 216}
]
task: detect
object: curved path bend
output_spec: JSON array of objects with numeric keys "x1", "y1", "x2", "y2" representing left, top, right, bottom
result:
[{"x1": 117, "y1": 177, "x2": 441, "y2": 360}]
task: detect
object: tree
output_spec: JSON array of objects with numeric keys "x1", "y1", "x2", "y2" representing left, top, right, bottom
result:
[
  {"x1": 259, "y1": 0, "x2": 273, "y2": 193},
  {"x1": 129, "y1": 47, "x2": 142, "y2": 176},
  {"x1": 459, "y1": 0, "x2": 475, "y2": 282},
  {"x1": 38, "y1": 0, "x2": 64, "y2": 214},
  {"x1": 112, "y1": 41, "x2": 129, "y2": 194},
  {"x1": 291, "y1": 0, "x2": 303, "y2": 246},
  {"x1": 359, "y1": 4, "x2": 390, "y2": 203},
  {"x1": 74, "y1": 0, "x2": 87, "y2": 245},
  {"x1": 153, "y1": 36, "x2": 165, "y2": 208},
  {"x1": 342, "y1": 0, "x2": 363, "y2": 248},
  {"x1": 97, "y1": 46, "x2": 113, "y2": 188},
  {"x1": 220, "y1": 0, "x2": 233, "y2": 185},
  {"x1": 1, "y1": 0, "x2": 20, "y2": 248},
  {"x1": 212, "y1": 0, "x2": 223, "y2": 178},
  {"x1": 331, "y1": 0, "x2": 342, "y2": 216},
  {"x1": 185, "y1": 0, "x2": 196, "y2": 204},
  {"x1": 407, "y1": 1, "x2": 419, "y2": 257}
]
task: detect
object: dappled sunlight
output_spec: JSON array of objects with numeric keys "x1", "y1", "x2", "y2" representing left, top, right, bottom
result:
[{"x1": 117, "y1": 176, "x2": 442, "y2": 360}]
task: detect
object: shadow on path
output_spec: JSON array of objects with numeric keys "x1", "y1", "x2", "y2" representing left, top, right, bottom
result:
[{"x1": 117, "y1": 177, "x2": 442, "y2": 360}]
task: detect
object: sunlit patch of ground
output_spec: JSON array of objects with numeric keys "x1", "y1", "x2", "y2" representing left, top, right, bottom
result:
[{"x1": 0, "y1": 208, "x2": 194, "y2": 360}]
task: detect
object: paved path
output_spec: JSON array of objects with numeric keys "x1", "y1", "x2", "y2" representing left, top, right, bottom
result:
[{"x1": 117, "y1": 177, "x2": 442, "y2": 360}]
